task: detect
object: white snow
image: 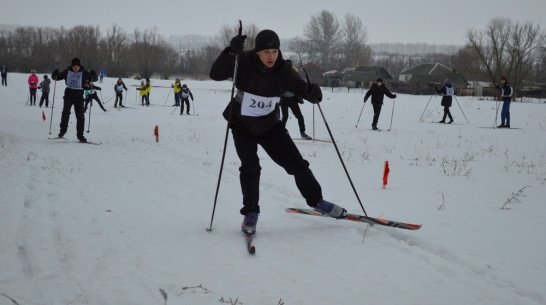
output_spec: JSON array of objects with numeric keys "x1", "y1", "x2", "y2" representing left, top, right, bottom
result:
[{"x1": 1, "y1": 73, "x2": 545, "y2": 305}]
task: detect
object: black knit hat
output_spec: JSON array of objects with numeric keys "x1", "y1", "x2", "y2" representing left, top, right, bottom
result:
[
  {"x1": 376, "y1": 78, "x2": 383, "y2": 83},
  {"x1": 71, "y1": 57, "x2": 81, "y2": 67},
  {"x1": 254, "y1": 29, "x2": 280, "y2": 52}
]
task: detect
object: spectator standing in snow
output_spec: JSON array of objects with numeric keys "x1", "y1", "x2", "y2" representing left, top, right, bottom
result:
[
  {"x1": 180, "y1": 84, "x2": 194, "y2": 115},
  {"x1": 145, "y1": 78, "x2": 151, "y2": 106},
  {"x1": 136, "y1": 80, "x2": 148, "y2": 106},
  {"x1": 28, "y1": 70, "x2": 39, "y2": 105},
  {"x1": 99, "y1": 70, "x2": 104, "y2": 83},
  {"x1": 52, "y1": 57, "x2": 97, "y2": 142},
  {"x1": 38, "y1": 75, "x2": 51, "y2": 108},
  {"x1": 172, "y1": 78, "x2": 182, "y2": 106},
  {"x1": 495, "y1": 76, "x2": 513, "y2": 128},
  {"x1": 209, "y1": 29, "x2": 347, "y2": 236},
  {"x1": 434, "y1": 79, "x2": 455, "y2": 124},
  {"x1": 114, "y1": 78, "x2": 128, "y2": 108},
  {"x1": 84, "y1": 80, "x2": 106, "y2": 112},
  {"x1": 363, "y1": 78, "x2": 397, "y2": 130},
  {"x1": 1, "y1": 65, "x2": 7, "y2": 86}
]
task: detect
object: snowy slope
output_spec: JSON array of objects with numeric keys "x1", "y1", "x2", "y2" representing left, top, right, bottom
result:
[{"x1": 1, "y1": 72, "x2": 545, "y2": 305}]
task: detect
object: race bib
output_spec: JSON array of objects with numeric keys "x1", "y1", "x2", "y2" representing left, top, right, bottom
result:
[
  {"x1": 445, "y1": 87, "x2": 454, "y2": 96},
  {"x1": 240, "y1": 92, "x2": 279, "y2": 117},
  {"x1": 66, "y1": 70, "x2": 83, "y2": 90}
]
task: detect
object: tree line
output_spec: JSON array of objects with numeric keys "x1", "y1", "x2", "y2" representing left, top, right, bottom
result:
[{"x1": 1, "y1": 12, "x2": 544, "y2": 93}]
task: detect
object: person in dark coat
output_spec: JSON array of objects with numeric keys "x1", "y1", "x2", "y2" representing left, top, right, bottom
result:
[
  {"x1": 209, "y1": 29, "x2": 347, "y2": 235},
  {"x1": 495, "y1": 76, "x2": 513, "y2": 128},
  {"x1": 84, "y1": 80, "x2": 106, "y2": 112},
  {"x1": 180, "y1": 84, "x2": 194, "y2": 115},
  {"x1": 1, "y1": 65, "x2": 7, "y2": 86},
  {"x1": 435, "y1": 79, "x2": 455, "y2": 123},
  {"x1": 38, "y1": 75, "x2": 51, "y2": 108},
  {"x1": 363, "y1": 78, "x2": 397, "y2": 130},
  {"x1": 114, "y1": 78, "x2": 128, "y2": 108},
  {"x1": 52, "y1": 57, "x2": 97, "y2": 142},
  {"x1": 280, "y1": 62, "x2": 311, "y2": 139}
]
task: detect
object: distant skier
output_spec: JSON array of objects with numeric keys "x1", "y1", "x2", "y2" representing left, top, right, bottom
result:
[
  {"x1": 84, "y1": 80, "x2": 106, "y2": 112},
  {"x1": 99, "y1": 70, "x2": 104, "y2": 83},
  {"x1": 180, "y1": 84, "x2": 194, "y2": 115},
  {"x1": 280, "y1": 64, "x2": 311, "y2": 139},
  {"x1": 114, "y1": 78, "x2": 128, "y2": 108},
  {"x1": 363, "y1": 78, "x2": 397, "y2": 130},
  {"x1": 172, "y1": 78, "x2": 182, "y2": 106},
  {"x1": 435, "y1": 79, "x2": 455, "y2": 124},
  {"x1": 495, "y1": 76, "x2": 513, "y2": 128},
  {"x1": 28, "y1": 70, "x2": 39, "y2": 105},
  {"x1": 52, "y1": 57, "x2": 97, "y2": 143},
  {"x1": 38, "y1": 75, "x2": 51, "y2": 108},
  {"x1": 1, "y1": 65, "x2": 7, "y2": 86}
]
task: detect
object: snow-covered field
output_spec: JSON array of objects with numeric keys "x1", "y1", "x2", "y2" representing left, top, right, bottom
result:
[{"x1": 1, "y1": 72, "x2": 545, "y2": 305}]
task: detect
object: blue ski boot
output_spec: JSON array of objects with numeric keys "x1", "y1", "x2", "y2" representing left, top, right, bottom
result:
[
  {"x1": 314, "y1": 200, "x2": 347, "y2": 219},
  {"x1": 241, "y1": 213, "x2": 259, "y2": 235}
]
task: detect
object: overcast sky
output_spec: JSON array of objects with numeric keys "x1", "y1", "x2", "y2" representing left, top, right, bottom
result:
[{"x1": 3, "y1": 0, "x2": 545, "y2": 46}]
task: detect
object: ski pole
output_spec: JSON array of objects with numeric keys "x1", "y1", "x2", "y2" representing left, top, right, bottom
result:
[
  {"x1": 25, "y1": 91, "x2": 30, "y2": 106},
  {"x1": 170, "y1": 105, "x2": 179, "y2": 115},
  {"x1": 302, "y1": 68, "x2": 368, "y2": 217},
  {"x1": 163, "y1": 88, "x2": 172, "y2": 106},
  {"x1": 355, "y1": 100, "x2": 366, "y2": 128},
  {"x1": 87, "y1": 99, "x2": 92, "y2": 133},
  {"x1": 419, "y1": 94, "x2": 434, "y2": 122},
  {"x1": 48, "y1": 79, "x2": 57, "y2": 135},
  {"x1": 388, "y1": 97, "x2": 396, "y2": 131},
  {"x1": 192, "y1": 99, "x2": 196, "y2": 115},
  {"x1": 207, "y1": 20, "x2": 242, "y2": 232},
  {"x1": 453, "y1": 96, "x2": 470, "y2": 125}
]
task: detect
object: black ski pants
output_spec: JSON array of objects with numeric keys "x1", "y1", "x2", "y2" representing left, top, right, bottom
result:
[
  {"x1": 59, "y1": 95, "x2": 85, "y2": 139},
  {"x1": 280, "y1": 101, "x2": 306, "y2": 132},
  {"x1": 372, "y1": 103, "x2": 382, "y2": 127},
  {"x1": 231, "y1": 124, "x2": 322, "y2": 215},
  {"x1": 85, "y1": 94, "x2": 106, "y2": 111},
  {"x1": 39, "y1": 92, "x2": 49, "y2": 107},
  {"x1": 180, "y1": 97, "x2": 190, "y2": 114}
]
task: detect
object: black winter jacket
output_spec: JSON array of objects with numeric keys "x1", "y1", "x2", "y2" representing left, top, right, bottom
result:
[
  {"x1": 364, "y1": 83, "x2": 396, "y2": 105},
  {"x1": 209, "y1": 47, "x2": 321, "y2": 135},
  {"x1": 52, "y1": 66, "x2": 97, "y2": 99},
  {"x1": 436, "y1": 82, "x2": 455, "y2": 107}
]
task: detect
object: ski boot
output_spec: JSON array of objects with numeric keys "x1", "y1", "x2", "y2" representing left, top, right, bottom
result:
[
  {"x1": 242, "y1": 213, "x2": 259, "y2": 235},
  {"x1": 314, "y1": 200, "x2": 347, "y2": 219}
]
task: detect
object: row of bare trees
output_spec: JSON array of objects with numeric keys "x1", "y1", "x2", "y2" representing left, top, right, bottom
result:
[
  {"x1": 466, "y1": 17, "x2": 545, "y2": 91},
  {"x1": 1, "y1": 14, "x2": 544, "y2": 93},
  {"x1": 0, "y1": 24, "x2": 189, "y2": 78}
]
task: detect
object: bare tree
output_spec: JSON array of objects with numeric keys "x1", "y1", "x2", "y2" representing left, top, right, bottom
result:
[
  {"x1": 304, "y1": 10, "x2": 342, "y2": 69},
  {"x1": 217, "y1": 22, "x2": 260, "y2": 50},
  {"x1": 467, "y1": 17, "x2": 545, "y2": 96},
  {"x1": 64, "y1": 25, "x2": 102, "y2": 68},
  {"x1": 131, "y1": 27, "x2": 169, "y2": 78},
  {"x1": 341, "y1": 13, "x2": 368, "y2": 68},
  {"x1": 100, "y1": 24, "x2": 131, "y2": 77}
]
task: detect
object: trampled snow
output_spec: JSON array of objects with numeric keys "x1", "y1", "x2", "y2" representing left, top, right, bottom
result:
[{"x1": 1, "y1": 73, "x2": 545, "y2": 305}]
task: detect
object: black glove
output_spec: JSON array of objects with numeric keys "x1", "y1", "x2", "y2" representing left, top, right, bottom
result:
[
  {"x1": 363, "y1": 97, "x2": 368, "y2": 103},
  {"x1": 393, "y1": 94, "x2": 397, "y2": 98},
  {"x1": 307, "y1": 83, "x2": 322, "y2": 103},
  {"x1": 230, "y1": 35, "x2": 247, "y2": 54},
  {"x1": 52, "y1": 69, "x2": 59, "y2": 80}
]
